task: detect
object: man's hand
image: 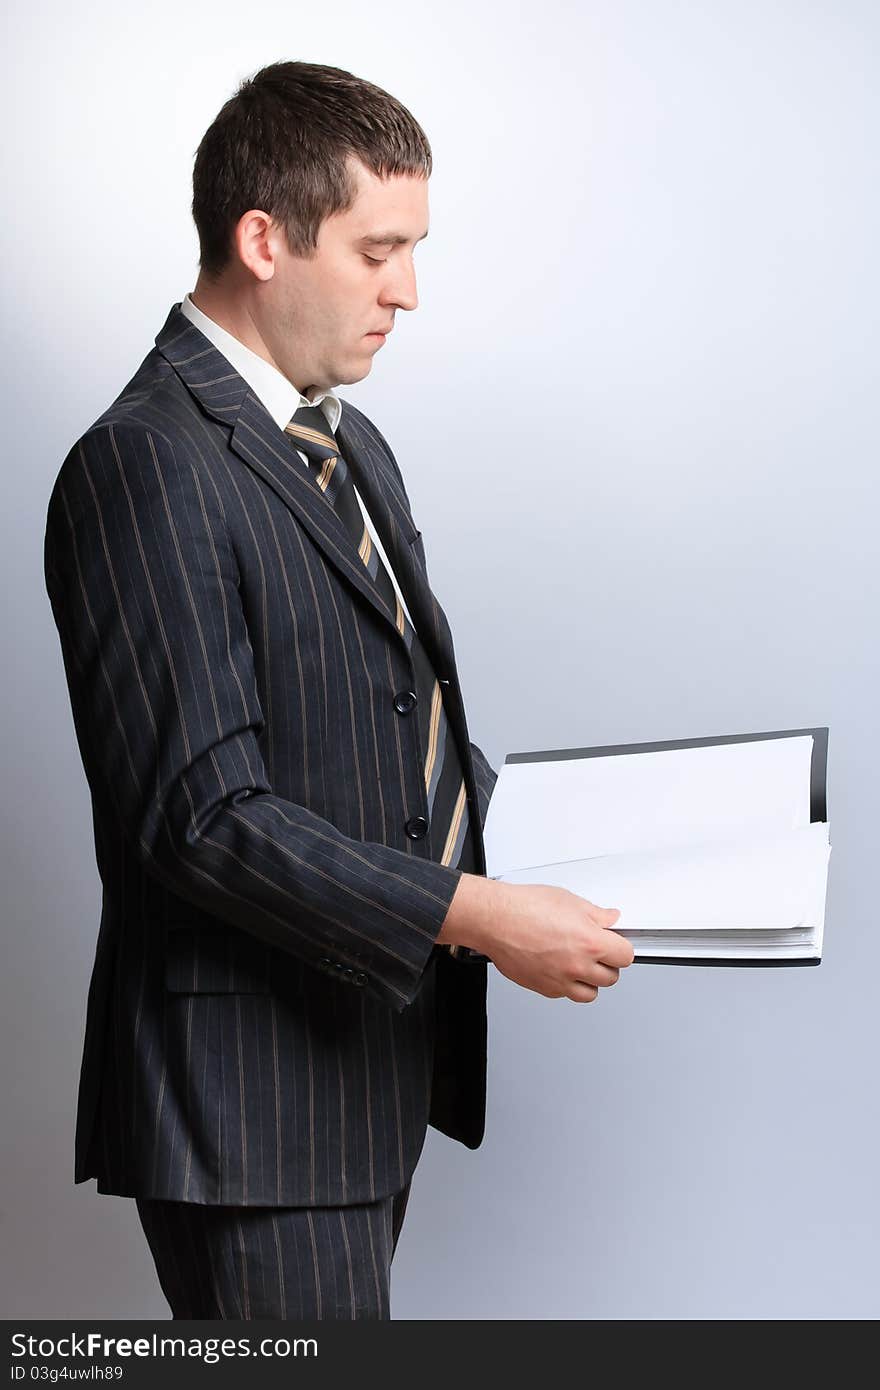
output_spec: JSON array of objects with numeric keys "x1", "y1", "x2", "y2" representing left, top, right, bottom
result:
[{"x1": 438, "y1": 874, "x2": 634, "y2": 1003}]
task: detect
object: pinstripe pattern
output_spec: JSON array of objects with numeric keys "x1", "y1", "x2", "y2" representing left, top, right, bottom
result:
[
  {"x1": 136, "y1": 1178, "x2": 411, "y2": 1319},
  {"x1": 43, "y1": 303, "x2": 497, "y2": 1208},
  {"x1": 284, "y1": 405, "x2": 479, "y2": 959}
]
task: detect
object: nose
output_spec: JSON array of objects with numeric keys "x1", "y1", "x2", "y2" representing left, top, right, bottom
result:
[{"x1": 380, "y1": 255, "x2": 418, "y2": 313}]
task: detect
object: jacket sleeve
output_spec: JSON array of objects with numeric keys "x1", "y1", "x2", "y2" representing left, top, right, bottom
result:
[{"x1": 43, "y1": 424, "x2": 462, "y2": 1012}]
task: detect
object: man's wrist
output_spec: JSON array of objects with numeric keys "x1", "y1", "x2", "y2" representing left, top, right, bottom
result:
[{"x1": 436, "y1": 872, "x2": 498, "y2": 955}]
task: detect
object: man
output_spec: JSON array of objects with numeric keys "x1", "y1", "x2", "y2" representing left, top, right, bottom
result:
[{"x1": 43, "y1": 60, "x2": 633, "y2": 1320}]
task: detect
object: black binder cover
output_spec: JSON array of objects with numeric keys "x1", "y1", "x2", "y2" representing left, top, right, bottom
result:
[{"x1": 504, "y1": 726, "x2": 829, "y2": 968}]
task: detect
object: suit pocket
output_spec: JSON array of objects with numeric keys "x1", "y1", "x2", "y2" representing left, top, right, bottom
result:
[{"x1": 164, "y1": 924, "x2": 274, "y2": 994}]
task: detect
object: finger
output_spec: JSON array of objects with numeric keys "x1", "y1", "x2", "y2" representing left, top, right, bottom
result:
[
  {"x1": 580, "y1": 898, "x2": 619, "y2": 922},
  {"x1": 574, "y1": 962, "x2": 620, "y2": 988},
  {"x1": 591, "y1": 962, "x2": 620, "y2": 987},
  {"x1": 567, "y1": 981, "x2": 599, "y2": 1003},
  {"x1": 598, "y1": 929, "x2": 635, "y2": 968}
]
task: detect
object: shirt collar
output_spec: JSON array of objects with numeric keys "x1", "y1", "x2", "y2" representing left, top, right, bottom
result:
[{"x1": 178, "y1": 292, "x2": 342, "y2": 435}]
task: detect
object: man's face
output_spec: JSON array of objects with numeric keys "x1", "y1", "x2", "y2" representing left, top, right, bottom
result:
[{"x1": 259, "y1": 155, "x2": 429, "y2": 396}]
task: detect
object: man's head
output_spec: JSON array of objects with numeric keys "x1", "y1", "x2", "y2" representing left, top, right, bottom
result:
[{"x1": 191, "y1": 61, "x2": 432, "y2": 397}]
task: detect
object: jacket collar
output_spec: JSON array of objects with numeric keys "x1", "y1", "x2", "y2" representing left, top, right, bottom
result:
[{"x1": 155, "y1": 303, "x2": 455, "y2": 676}]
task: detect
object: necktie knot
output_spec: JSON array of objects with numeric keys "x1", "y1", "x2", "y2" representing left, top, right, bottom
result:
[{"x1": 284, "y1": 404, "x2": 338, "y2": 464}]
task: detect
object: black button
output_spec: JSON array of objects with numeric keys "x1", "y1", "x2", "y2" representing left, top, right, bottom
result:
[
  {"x1": 353, "y1": 972, "x2": 368, "y2": 987},
  {"x1": 393, "y1": 689, "x2": 417, "y2": 715},
  {"x1": 405, "y1": 814, "x2": 429, "y2": 840}
]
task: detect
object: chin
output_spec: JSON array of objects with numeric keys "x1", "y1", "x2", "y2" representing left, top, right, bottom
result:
[{"x1": 337, "y1": 362, "x2": 373, "y2": 386}]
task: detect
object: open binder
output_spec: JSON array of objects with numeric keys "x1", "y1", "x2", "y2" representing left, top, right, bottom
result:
[{"x1": 482, "y1": 727, "x2": 830, "y2": 967}]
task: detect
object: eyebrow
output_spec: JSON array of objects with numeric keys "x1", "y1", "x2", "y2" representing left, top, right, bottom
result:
[{"x1": 357, "y1": 229, "x2": 430, "y2": 247}]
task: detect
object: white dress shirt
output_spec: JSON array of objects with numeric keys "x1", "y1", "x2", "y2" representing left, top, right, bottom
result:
[{"x1": 179, "y1": 293, "x2": 414, "y2": 627}]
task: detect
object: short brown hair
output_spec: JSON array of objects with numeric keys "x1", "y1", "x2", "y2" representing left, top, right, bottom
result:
[{"x1": 191, "y1": 60, "x2": 433, "y2": 279}]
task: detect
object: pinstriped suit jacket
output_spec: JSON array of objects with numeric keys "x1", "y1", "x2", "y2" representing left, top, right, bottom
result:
[{"x1": 43, "y1": 303, "x2": 497, "y2": 1206}]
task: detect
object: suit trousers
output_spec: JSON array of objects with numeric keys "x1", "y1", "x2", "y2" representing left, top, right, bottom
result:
[{"x1": 135, "y1": 1180, "x2": 413, "y2": 1320}]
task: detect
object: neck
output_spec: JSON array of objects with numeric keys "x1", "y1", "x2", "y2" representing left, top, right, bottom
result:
[
  {"x1": 189, "y1": 278, "x2": 314, "y2": 401},
  {"x1": 190, "y1": 280, "x2": 272, "y2": 362}
]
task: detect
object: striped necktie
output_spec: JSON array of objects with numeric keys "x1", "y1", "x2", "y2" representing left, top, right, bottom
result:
[{"x1": 285, "y1": 403, "x2": 481, "y2": 960}]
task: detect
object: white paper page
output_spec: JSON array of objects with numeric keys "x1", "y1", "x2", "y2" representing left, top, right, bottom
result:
[
  {"x1": 483, "y1": 736, "x2": 814, "y2": 877},
  {"x1": 629, "y1": 924, "x2": 820, "y2": 958},
  {"x1": 496, "y1": 821, "x2": 830, "y2": 932},
  {"x1": 632, "y1": 936, "x2": 818, "y2": 958}
]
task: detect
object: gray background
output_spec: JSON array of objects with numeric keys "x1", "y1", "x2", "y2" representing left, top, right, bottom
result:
[{"x1": 3, "y1": 0, "x2": 877, "y2": 1319}]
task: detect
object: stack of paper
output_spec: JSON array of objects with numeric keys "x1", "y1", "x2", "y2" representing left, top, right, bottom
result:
[{"x1": 482, "y1": 730, "x2": 831, "y2": 964}]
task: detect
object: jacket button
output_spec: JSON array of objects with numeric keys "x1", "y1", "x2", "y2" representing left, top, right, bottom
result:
[
  {"x1": 393, "y1": 689, "x2": 417, "y2": 715},
  {"x1": 405, "y1": 814, "x2": 429, "y2": 840},
  {"x1": 353, "y1": 972, "x2": 368, "y2": 987}
]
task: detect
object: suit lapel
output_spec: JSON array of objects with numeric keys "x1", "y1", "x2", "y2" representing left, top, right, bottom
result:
[
  {"x1": 229, "y1": 391, "x2": 403, "y2": 631},
  {"x1": 155, "y1": 305, "x2": 402, "y2": 639},
  {"x1": 334, "y1": 410, "x2": 480, "y2": 864},
  {"x1": 333, "y1": 407, "x2": 457, "y2": 681}
]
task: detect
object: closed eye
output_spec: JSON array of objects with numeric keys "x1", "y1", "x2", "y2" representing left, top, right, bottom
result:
[{"x1": 363, "y1": 255, "x2": 387, "y2": 265}]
